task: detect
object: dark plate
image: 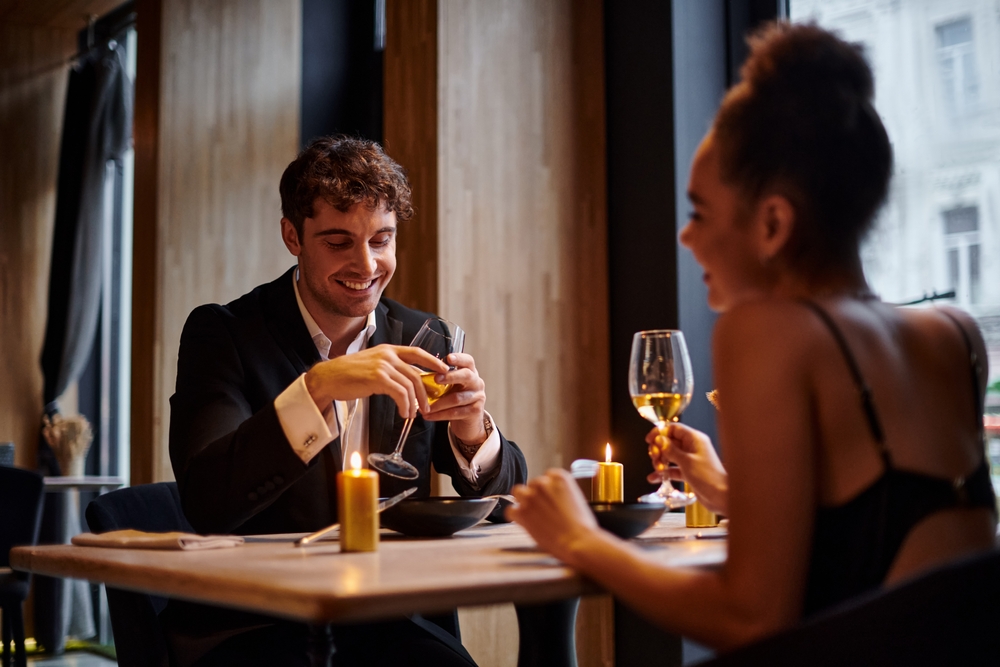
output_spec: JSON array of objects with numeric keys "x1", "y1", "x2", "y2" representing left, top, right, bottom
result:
[
  {"x1": 590, "y1": 502, "x2": 665, "y2": 539},
  {"x1": 380, "y1": 497, "x2": 499, "y2": 537}
]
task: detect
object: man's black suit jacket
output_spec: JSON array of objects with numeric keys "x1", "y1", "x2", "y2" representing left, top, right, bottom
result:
[{"x1": 169, "y1": 266, "x2": 527, "y2": 535}]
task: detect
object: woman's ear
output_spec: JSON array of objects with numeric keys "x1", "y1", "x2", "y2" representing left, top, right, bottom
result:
[{"x1": 754, "y1": 194, "x2": 796, "y2": 264}]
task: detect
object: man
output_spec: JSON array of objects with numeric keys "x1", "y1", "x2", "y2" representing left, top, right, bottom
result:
[{"x1": 165, "y1": 136, "x2": 527, "y2": 666}]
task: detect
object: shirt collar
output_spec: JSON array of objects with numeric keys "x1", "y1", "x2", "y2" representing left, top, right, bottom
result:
[{"x1": 293, "y1": 267, "x2": 376, "y2": 358}]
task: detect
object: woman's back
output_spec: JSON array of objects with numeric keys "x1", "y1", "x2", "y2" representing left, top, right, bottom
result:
[{"x1": 774, "y1": 297, "x2": 995, "y2": 612}]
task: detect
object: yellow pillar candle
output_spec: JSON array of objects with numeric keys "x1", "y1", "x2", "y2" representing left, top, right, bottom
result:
[
  {"x1": 594, "y1": 443, "x2": 624, "y2": 503},
  {"x1": 684, "y1": 482, "x2": 718, "y2": 528},
  {"x1": 338, "y1": 452, "x2": 379, "y2": 552}
]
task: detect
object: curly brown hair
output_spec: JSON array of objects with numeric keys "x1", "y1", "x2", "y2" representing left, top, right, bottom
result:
[
  {"x1": 279, "y1": 135, "x2": 414, "y2": 238},
  {"x1": 713, "y1": 22, "x2": 892, "y2": 270}
]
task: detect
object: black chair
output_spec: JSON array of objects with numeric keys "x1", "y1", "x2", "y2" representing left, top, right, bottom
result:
[
  {"x1": 703, "y1": 549, "x2": 1000, "y2": 667},
  {"x1": 85, "y1": 482, "x2": 193, "y2": 667},
  {"x1": 0, "y1": 466, "x2": 45, "y2": 667}
]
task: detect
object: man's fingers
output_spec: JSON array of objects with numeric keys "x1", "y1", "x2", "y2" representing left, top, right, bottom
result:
[
  {"x1": 446, "y1": 352, "x2": 476, "y2": 371},
  {"x1": 397, "y1": 347, "x2": 449, "y2": 373},
  {"x1": 398, "y1": 362, "x2": 432, "y2": 413},
  {"x1": 425, "y1": 389, "x2": 478, "y2": 412},
  {"x1": 384, "y1": 367, "x2": 419, "y2": 419},
  {"x1": 437, "y1": 367, "x2": 480, "y2": 389},
  {"x1": 421, "y1": 404, "x2": 481, "y2": 422}
]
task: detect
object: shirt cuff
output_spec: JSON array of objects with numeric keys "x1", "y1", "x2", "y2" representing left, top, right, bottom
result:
[
  {"x1": 448, "y1": 411, "x2": 501, "y2": 486},
  {"x1": 275, "y1": 373, "x2": 335, "y2": 464}
]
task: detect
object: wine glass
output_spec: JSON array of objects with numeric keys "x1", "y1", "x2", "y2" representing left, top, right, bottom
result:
[
  {"x1": 368, "y1": 318, "x2": 465, "y2": 479},
  {"x1": 629, "y1": 330, "x2": 697, "y2": 508}
]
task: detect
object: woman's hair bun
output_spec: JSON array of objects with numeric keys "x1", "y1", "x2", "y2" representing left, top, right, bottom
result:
[
  {"x1": 714, "y1": 22, "x2": 893, "y2": 270},
  {"x1": 742, "y1": 23, "x2": 873, "y2": 103}
]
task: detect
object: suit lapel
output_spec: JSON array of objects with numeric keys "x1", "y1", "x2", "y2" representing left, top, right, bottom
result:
[
  {"x1": 368, "y1": 302, "x2": 404, "y2": 455},
  {"x1": 260, "y1": 266, "x2": 322, "y2": 375}
]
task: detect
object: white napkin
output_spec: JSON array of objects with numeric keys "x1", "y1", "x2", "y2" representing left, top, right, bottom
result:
[{"x1": 72, "y1": 529, "x2": 244, "y2": 550}]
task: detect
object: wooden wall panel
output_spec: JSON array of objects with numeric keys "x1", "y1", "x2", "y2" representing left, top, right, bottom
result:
[
  {"x1": 0, "y1": 21, "x2": 76, "y2": 467},
  {"x1": 438, "y1": 0, "x2": 609, "y2": 500},
  {"x1": 437, "y1": 1, "x2": 610, "y2": 665},
  {"x1": 383, "y1": 0, "x2": 437, "y2": 315},
  {"x1": 132, "y1": 0, "x2": 301, "y2": 483}
]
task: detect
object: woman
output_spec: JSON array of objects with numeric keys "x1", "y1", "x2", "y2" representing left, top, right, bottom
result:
[{"x1": 508, "y1": 23, "x2": 996, "y2": 649}]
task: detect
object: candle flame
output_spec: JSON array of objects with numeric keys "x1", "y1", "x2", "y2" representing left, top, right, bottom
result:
[
  {"x1": 350, "y1": 451, "x2": 362, "y2": 471},
  {"x1": 605, "y1": 443, "x2": 612, "y2": 463}
]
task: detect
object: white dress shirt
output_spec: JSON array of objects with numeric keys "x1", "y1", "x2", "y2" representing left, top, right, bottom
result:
[{"x1": 274, "y1": 270, "x2": 501, "y2": 485}]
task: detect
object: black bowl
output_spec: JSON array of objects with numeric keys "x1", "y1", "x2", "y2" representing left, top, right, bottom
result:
[
  {"x1": 590, "y1": 502, "x2": 665, "y2": 539},
  {"x1": 380, "y1": 497, "x2": 499, "y2": 537}
]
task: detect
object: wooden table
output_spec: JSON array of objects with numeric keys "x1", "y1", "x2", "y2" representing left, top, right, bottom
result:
[{"x1": 11, "y1": 513, "x2": 726, "y2": 665}]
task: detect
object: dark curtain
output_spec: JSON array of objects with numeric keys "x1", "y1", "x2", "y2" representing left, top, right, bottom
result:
[
  {"x1": 34, "y1": 41, "x2": 132, "y2": 653},
  {"x1": 40, "y1": 45, "x2": 133, "y2": 427}
]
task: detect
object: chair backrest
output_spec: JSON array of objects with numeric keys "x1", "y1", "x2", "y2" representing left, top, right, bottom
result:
[
  {"x1": 704, "y1": 548, "x2": 1000, "y2": 667},
  {"x1": 0, "y1": 466, "x2": 44, "y2": 569},
  {"x1": 86, "y1": 481, "x2": 193, "y2": 535},
  {"x1": 86, "y1": 482, "x2": 193, "y2": 667}
]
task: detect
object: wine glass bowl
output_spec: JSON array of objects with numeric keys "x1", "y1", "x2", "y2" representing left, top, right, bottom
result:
[
  {"x1": 629, "y1": 330, "x2": 696, "y2": 508},
  {"x1": 368, "y1": 318, "x2": 465, "y2": 479}
]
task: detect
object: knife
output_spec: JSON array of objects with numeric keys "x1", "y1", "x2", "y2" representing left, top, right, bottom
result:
[{"x1": 294, "y1": 487, "x2": 417, "y2": 547}]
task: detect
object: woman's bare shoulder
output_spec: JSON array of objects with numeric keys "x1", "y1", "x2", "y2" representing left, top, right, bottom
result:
[
  {"x1": 897, "y1": 304, "x2": 989, "y2": 378},
  {"x1": 714, "y1": 299, "x2": 829, "y2": 353}
]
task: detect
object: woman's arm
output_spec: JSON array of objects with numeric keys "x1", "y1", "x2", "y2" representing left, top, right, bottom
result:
[{"x1": 509, "y1": 302, "x2": 824, "y2": 649}]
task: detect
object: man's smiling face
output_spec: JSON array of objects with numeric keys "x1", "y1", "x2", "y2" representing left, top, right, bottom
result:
[{"x1": 283, "y1": 198, "x2": 397, "y2": 319}]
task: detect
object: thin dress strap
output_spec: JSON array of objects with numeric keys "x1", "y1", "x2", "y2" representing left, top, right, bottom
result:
[
  {"x1": 938, "y1": 309, "x2": 986, "y2": 442},
  {"x1": 800, "y1": 300, "x2": 890, "y2": 464}
]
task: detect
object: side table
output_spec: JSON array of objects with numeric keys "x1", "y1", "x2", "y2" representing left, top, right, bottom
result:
[{"x1": 36, "y1": 476, "x2": 125, "y2": 651}]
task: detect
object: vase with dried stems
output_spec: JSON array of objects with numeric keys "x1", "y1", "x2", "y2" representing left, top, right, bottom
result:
[{"x1": 42, "y1": 413, "x2": 93, "y2": 477}]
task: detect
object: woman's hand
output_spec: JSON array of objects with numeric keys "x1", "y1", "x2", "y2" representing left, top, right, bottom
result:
[
  {"x1": 506, "y1": 469, "x2": 601, "y2": 565},
  {"x1": 647, "y1": 423, "x2": 729, "y2": 515}
]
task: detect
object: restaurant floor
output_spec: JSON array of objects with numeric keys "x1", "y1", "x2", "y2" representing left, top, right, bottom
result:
[
  {"x1": 21, "y1": 639, "x2": 714, "y2": 665},
  {"x1": 28, "y1": 653, "x2": 114, "y2": 666}
]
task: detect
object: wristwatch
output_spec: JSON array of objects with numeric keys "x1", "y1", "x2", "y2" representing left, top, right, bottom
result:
[{"x1": 455, "y1": 414, "x2": 494, "y2": 459}]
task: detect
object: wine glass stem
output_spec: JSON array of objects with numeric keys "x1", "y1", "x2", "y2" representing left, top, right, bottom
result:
[
  {"x1": 390, "y1": 417, "x2": 416, "y2": 459},
  {"x1": 657, "y1": 420, "x2": 678, "y2": 495}
]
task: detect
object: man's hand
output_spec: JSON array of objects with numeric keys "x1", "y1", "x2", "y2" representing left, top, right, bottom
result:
[
  {"x1": 304, "y1": 345, "x2": 449, "y2": 419},
  {"x1": 421, "y1": 352, "x2": 488, "y2": 444}
]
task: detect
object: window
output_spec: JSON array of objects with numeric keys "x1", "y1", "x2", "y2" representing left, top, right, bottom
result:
[
  {"x1": 943, "y1": 206, "x2": 981, "y2": 306},
  {"x1": 936, "y1": 17, "x2": 978, "y2": 117}
]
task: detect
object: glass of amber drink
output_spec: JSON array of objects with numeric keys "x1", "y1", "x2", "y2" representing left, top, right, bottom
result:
[{"x1": 368, "y1": 318, "x2": 465, "y2": 479}]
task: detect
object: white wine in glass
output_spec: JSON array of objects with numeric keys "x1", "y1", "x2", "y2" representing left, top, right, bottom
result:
[
  {"x1": 632, "y1": 392, "x2": 688, "y2": 425},
  {"x1": 629, "y1": 330, "x2": 697, "y2": 508}
]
